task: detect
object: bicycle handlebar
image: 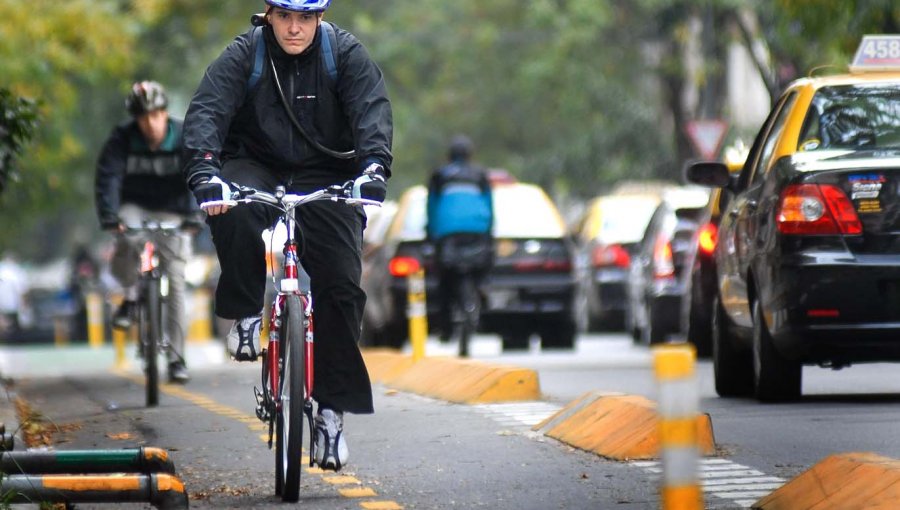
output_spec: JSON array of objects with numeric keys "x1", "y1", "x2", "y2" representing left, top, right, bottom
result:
[
  {"x1": 200, "y1": 182, "x2": 382, "y2": 212},
  {"x1": 121, "y1": 221, "x2": 185, "y2": 233}
]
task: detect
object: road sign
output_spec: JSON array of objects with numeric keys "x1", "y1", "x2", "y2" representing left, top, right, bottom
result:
[{"x1": 686, "y1": 120, "x2": 728, "y2": 160}]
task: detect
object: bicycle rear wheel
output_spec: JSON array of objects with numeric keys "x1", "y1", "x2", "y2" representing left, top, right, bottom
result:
[
  {"x1": 276, "y1": 294, "x2": 305, "y2": 502},
  {"x1": 457, "y1": 276, "x2": 480, "y2": 358},
  {"x1": 142, "y1": 278, "x2": 161, "y2": 407}
]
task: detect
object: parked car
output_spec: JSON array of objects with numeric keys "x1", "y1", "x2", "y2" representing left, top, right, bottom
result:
[
  {"x1": 686, "y1": 38, "x2": 900, "y2": 401},
  {"x1": 574, "y1": 192, "x2": 669, "y2": 331},
  {"x1": 679, "y1": 145, "x2": 748, "y2": 357},
  {"x1": 360, "y1": 181, "x2": 580, "y2": 350},
  {"x1": 625, "y1": 186, "x2": 709, "y2": 346}
]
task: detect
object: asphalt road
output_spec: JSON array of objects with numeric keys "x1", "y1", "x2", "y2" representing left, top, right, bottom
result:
[{"x1": 3, "y1": 333, "x2": 899, "y2": 509}]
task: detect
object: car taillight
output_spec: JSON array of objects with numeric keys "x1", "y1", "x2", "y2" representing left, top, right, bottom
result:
[
  {"x1": 698, "y1": 222, "x2": 717, "y2": 255},
  {"x1": 389, "y1": 256, "x2": 421, "y2": 277},
  {"x1": 591, "y1": 244, "x2": 630, "y2": 268},
  {"x1": 777, "y1": 184, "x2": 862, "y2": 235},
  {"x1": 653, "y1": 237, "x2": 674, "y2": 279}
]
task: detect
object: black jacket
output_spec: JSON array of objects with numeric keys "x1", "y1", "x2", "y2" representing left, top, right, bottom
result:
[
  {"x1": 95, "y1": 117, "x2": 198, "y2": 225},
  {"x1": 182, "y1": 23, "x2": 393, "y2": 189}
]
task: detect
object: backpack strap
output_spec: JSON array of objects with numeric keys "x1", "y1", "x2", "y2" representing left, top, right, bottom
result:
[
  {"x1": 320, "y1": 21, "x2": 338, "y2": 83},
  {"x1": 247, "y1": 26, "x2": 266, "y2": 92},
  {"x1": 246, "y1": 23, "x2": 338, "y2": 96}
]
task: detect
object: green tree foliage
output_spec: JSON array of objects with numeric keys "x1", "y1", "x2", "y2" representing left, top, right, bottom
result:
[
  {"x1": 1, "y1": 0, "x2": 894, "y2": 260},
  {"x1": 0, "y1": 89, "x2": 39, "y2": 195}
]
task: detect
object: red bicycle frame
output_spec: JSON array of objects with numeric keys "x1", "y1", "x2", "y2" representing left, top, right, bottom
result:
[{"x1": 266, "y1": 238, "x2": 315, "y2": 413}]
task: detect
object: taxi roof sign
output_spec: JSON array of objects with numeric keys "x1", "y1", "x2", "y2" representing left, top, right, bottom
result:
[{"x1": 850, "y1": 35, "x2": 900, "y2": 72}]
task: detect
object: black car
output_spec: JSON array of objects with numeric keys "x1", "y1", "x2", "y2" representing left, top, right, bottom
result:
[
  {"x1": 679, "y1": 150, "x2": 746, "y2": 358},
  {"x1": 625, "y1": 187, "x2": 709, "y2": 345},
  {"x1": 360, "y1": 182, "x2": 581, "y2": 350},
  {"x1": 686, "y1": 67, "x2": 900, "y2": 401}
]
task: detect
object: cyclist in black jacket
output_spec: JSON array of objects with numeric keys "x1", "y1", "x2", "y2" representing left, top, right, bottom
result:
[
  {"x1": 182, "y1": 0, "x2": 392, "y2": 472},
  {"x1": 96, "y1": 81, "x2": 199, "y2": 385}
]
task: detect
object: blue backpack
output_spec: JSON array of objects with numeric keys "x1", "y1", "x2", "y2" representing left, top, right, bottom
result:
[{"x1": 246, "y1": 21, "x2": 339, "y2": 94}]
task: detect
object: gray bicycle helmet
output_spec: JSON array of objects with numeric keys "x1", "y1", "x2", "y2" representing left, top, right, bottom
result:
[
  {"x1": 125, "y1": 81, "x2": 168, "y2": 116},
  {"x1": 265, "y1": 0, "x2": 330, "y2": 12}
]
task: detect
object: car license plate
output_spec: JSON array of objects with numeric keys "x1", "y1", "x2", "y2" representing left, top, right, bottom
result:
[{"x1": 487, "y1": 290, "x2": 516, "y2": 310}]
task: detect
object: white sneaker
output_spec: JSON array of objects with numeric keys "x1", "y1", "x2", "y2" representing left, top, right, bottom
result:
[
  {"x1": 226, "y1": 314, "x2": 262, "y2": 361},
  {"x1": 314, "y1": 408, "x2": 348, "y2": 471}
]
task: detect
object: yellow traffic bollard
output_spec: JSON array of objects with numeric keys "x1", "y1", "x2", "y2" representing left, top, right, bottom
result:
[
  {"x1": 113, "y1": 328, "x2": 128, "y2": 369},
  {"x1": 407, "y1": 269, "x2": 427, "y2": 361},
  {"x1": 86, "y1": 291, "x2": 105, "y2": 347},
  {"x1": 187, "y1": 288, "x2": 212, "y2": 342},
  {"x1": 653, "y1": 344, "x2": 704, "y2": 510}
]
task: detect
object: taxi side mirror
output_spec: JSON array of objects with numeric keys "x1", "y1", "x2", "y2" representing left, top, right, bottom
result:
[{"x1": 685, "y1": 161, "x2": 731, "y2": 189}]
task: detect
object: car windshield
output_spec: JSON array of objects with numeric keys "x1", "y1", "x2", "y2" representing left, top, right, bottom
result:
[{"x1": 798, "y1": 84, "x2": 900, "y2": 151}]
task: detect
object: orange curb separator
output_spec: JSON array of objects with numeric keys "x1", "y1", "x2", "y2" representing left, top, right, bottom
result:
[
  {"x1": 753, "y1": 452, "x2": 900, "y2": 509},
  {"x1": 361, "y1": 349, "x2": 540, "y2": 404},
  {"x1": 532, "y1": 391, "x2": 715, "y2": 460}
]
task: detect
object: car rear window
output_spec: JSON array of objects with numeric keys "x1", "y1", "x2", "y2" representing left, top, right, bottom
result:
[
  {"x1": 396, "y1": 183, "x2": 566, "y2": 241},
  {"x1": 798, "y1": 84, "x2": 900, "y2": 151},
  {"x1": 492, "y1": 184, "x2": 566, "y2": 238}
]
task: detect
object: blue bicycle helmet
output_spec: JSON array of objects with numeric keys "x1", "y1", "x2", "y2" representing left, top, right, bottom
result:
[{"x1": 265, "y1": 0, "x2": 330, "y2": 11}]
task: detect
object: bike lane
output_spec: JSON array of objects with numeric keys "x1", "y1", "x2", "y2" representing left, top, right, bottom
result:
[{"x1": 4, "y1": 356, "x2": 665, "y2": 509}]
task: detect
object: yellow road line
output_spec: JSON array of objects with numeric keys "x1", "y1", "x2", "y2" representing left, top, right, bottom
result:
[{"x1": 111, "y1": 367, "x2": 403, "y2": 508}]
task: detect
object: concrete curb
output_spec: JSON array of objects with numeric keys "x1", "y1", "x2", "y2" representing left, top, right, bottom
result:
[
  {"x1": 532, "y1": 391, "x2": 715, "y2": 460},
  {"x1": 753, "y1": 452, "x2": 900, "y2": 509},
  {"x1": 362, "y1": 349, "x2": 541, "y2": 404}
]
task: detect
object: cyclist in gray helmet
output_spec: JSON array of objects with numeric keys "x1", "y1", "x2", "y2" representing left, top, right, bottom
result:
[
  {"x1": 96, "y1": 81, "x2": 202, "y2": 385},
  {"x1": 183, "y1": 0, "x2": 392, "y2": 472}
]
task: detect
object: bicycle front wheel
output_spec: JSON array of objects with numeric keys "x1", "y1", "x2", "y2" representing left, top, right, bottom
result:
[
  {"x1": 142, "y1": 278, "x2": 161, "y2": 407},
  {"x1": 276, "y1": 294, "x2": 306, "y2": 502}
]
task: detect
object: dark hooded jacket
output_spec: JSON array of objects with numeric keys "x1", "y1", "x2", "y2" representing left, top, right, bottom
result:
[
  {"x1": 182, "y1": 22, "x2": 393, "y2": 189},
  {"x1": 95, "y1": 117, "x2": 198, "y2": 225}
]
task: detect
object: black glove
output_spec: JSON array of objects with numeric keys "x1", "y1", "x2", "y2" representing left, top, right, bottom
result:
[
  {"x1": 100, "y1": 216, "x2": 122, "y2": 231},
  {"x1": 192, "y1": 176, "x2": 232, "y2": 208},
  {"x1": 352, "y1": 162, "x2": 387, "y2": 202}
]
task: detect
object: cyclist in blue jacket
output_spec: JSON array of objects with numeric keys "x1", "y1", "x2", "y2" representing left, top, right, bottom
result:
[{"x1": 426, "y1": 135, "x2": 494, "y2": 344}]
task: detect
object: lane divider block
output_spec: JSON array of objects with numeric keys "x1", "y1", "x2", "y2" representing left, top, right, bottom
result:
[
  {"x1": 532, "y1": 390, "x2": 715, "y2": 460},
  {"x1": 753, "y1": 452, "x2": 900, "y2": 509},
  {"x1": 363, "y1": 351, "x2": 540, "y2": 404}
]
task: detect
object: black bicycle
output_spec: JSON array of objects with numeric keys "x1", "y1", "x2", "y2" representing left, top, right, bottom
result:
[{"x1": 123, "y1": 222, "x2": 187, "y2": 407}]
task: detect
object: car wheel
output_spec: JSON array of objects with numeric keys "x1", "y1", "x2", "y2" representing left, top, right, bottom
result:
[
  {"x1": 624, "y1": 303, "x2": 641, "y2": 343},
  {"x1": 501, "y1": 330, "x2": 530, "y2": 351},
  {"x1": 539, "y1": 319, "x2": 576, "y2": 350},
  {"x1": 642, "y1": 300, "x2": 668, "y2": 345},
  {"x1": 752, "y1": 301, "x2": 802, "y2": 402},
  {"x1": 712, "y1": 295, "x2": 753, "y2": 397},
  {"x1": 686, "y1": 295, "x2": 712, "y2": 358}
]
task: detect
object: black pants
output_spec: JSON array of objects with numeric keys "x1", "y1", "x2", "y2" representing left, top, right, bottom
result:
[
  {"x1": 208, "y1": 159, "x2": 373, "y2": 414},
  {"x1": 435, "y1": 233, "x2": 492, "y2": 337}
]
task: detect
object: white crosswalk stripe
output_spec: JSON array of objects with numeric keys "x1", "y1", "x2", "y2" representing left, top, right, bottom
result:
[
  {"x1": 473, "y1": 402, "x2": 785, "y2": 509},
  {"x1": 635, "y1": 460, "x2": 785, "y2": 509}
]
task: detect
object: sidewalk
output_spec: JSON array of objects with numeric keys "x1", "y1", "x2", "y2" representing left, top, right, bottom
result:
[{"x1": 0, "y1": 339, "x2": 227, "y2": 452}]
